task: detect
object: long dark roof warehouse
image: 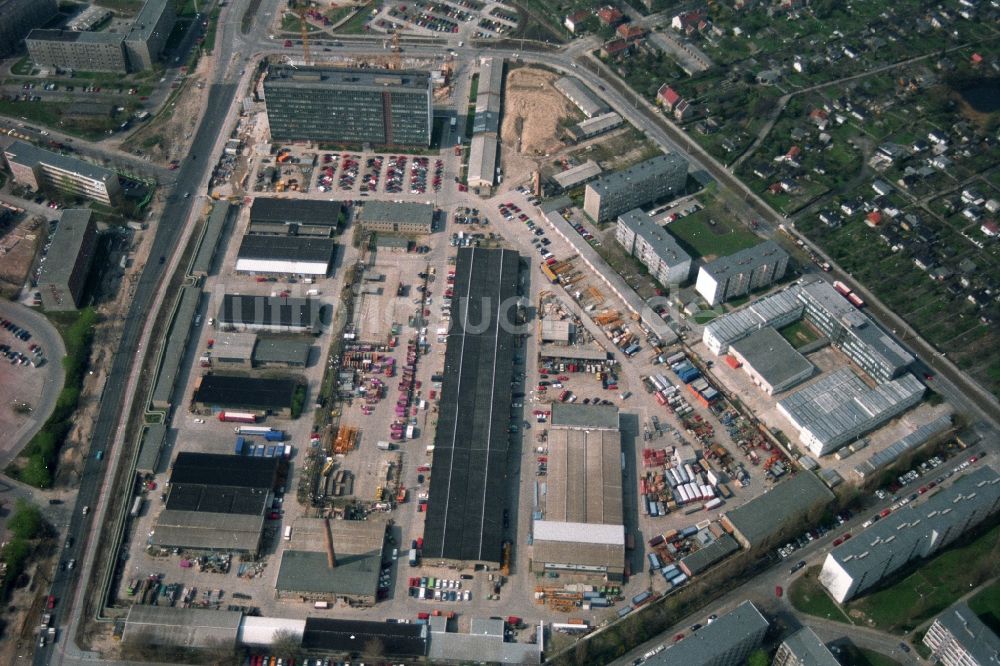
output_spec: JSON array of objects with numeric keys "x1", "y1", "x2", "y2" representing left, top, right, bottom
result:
[{"x1": 423, "y1": 247, "x2": 521, "y2": 567}]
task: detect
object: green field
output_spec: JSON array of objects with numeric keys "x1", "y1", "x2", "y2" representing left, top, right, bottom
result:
[
  {"x1": 779, "y1": 320, "x2": 820, "y2": 348},
  {"x1": 332, "y1": 1, "x2": 374, "y2": 34},
  {"x1": 666, "y1": 211, "x2": 759, "y2": 260},
  {"x1": 791, "y1": 524, "x2": 1000, "y2": 634}
]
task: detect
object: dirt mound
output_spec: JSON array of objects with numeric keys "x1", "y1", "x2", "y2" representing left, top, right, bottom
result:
[{"x1": 501, "y1": 67, "x2": 575, "y2": 156}]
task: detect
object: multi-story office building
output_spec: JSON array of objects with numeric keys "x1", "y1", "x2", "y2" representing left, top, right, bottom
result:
[
  {"x1": 796, "y1": 280, "x2": 913, "y2": 383},
  {"x1": 773, "y1": 627, "x2": 840, "y2": 666},
  {"x1": 123, "y1": 0, "x2": 175, "y2": 71},
  {"x1": 26, "y1": 29, "x2": 128, "y2": 73},
  {"x1": 3, "y1": 141, "x2": 121, "y2": 205},
  {"x1": 644, "y1": 601, "x2": 768, "y2": 666},
  {"x1": 616, "y1": 208, "x2": 691, "y2": 286},
  {"x1": 37, "y1": 209, "x2": 97, "y2": 311},
  {"x1": 356, "y1": 201, "x2": 434, "y2": 234},
  {"x1": 0, "y1": 0, "x2": 58, "y2": 57},
  {"x1": 819, "y1": 466, "x2": 1000, "y2": 603},
  {"x1": 583, "y1": 154, "x2": 688, "y2": 222},
  {"x1": 695, "y1": 241, "x2": 789, "y2": 306},
  {"x1": 263, "y1": 66, "x2": 433, "y2": 147},
  {"x1": 923, "y1": 602, "x2": 1000, "y2": 666}
]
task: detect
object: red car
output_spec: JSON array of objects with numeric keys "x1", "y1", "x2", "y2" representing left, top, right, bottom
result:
[
  {"x1": 47, "y1": 595, "x2": 56, "y2": 609},
  {"x1": 673, "y1": 633, "x2": 685, "y2": 643},
  {"x1": 775, "y1": 586, "x2": 783, "y2": 598},
  {"x1": 417, "y1": 465, "x2": 431, "y2": 473},
  {"x1": 832, "y1": 537, "x2": 843, "y2": 546},
  {"x1": 841, "y1": 533, "x2": 852, "y2": 541}
]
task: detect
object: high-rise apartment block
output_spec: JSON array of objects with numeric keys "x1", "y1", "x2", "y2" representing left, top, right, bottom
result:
[
  {"x1": 923, "y1": 602, "x2": 1000, "y2": 666},
  {"x1": 37, "y1": 209, "x2": 98, "y2": 311},
  {"x1": 583, "y1": 154, "x2": 688, "y2": 222},
  {"x1": 695, "y1": 241, "x2": 789, "y2": 306},
  {"x1": 616, "y1": 208, "x2": 691, "y2": 286},
  {"x1": 3, "y1": 141, "x2": 121, "y2": 205},
  {"x1": 264, "y1": 66, "x2": 432, "y2": 147}
]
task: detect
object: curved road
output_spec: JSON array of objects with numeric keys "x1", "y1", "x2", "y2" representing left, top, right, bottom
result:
[{"x1": 0, "y1": 300, "x2": 66, "y2": 471}]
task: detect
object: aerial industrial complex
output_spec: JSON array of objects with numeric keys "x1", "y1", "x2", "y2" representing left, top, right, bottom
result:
[{"x1": 4, "y1": 5, "x2": 996, "y2": 665}]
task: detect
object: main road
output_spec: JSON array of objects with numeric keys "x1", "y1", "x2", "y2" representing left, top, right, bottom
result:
[{"x1": 32, "y1": 0, "x2": 285, "y2": 662}]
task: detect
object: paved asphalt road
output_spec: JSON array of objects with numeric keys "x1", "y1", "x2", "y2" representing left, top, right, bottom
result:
[
  {"x1": 0, "y1": 300, "x2": 66, "y2": 471},
  {"x1": 33, "y1": 83, "x2": 236, "y2": 666}
]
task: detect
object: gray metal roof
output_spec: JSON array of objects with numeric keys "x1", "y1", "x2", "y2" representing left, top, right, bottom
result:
[
  {"x1": 357, "y1": 200, "x2": 434, "y2": 226},
  {"x1": 428, "y1": 629, "x2": 541, "y2": 664},
  {"x1": 679, "y1": 533, "x2": 738, "y2": 575},
  {"x1": 645, "y1": 601, "x2": 768, "y2": 665},
  {"x1": 266, "y1": 65, "x2": 430, "y2": 91},
  {"x1": 125, "y1": 0, "x2": 173, "y2": 43},
  {"x1": 545, "y1": 427, "x2": 622, "y2": 525},
  {"x1": 704, "y1": 284, "x2": 806, "y2": 352},
  {"x1": 151, "y1": 285, "x2": 201, "y2": 407},
  {"x1": 211, "y1": 331, "x2": 256, "y2": 362},
  {"x1": 550, "y1": 403, "x2": 619, "y2": 430},
  {"x1": 553, "y1": 159, "x2": 602, "y2": 189},
  {"x1": 587, "y1": 154, "x2": 687, "y2": 199},
  {"x1": 618, "y1": 208, "x2": 691, "y2": 270},
  {"x1": 192, "y1": 202, "x2": 231, "y2": 276},
  {"x1": 853, "y1": 415, "x2": 954, "y2": 478},
  {"x1": 123, "y1": 606, "x2": 241, "y2": 648},
  {"x1": 39, "y1": 209, "x2": 92, "y2": 289},
  {"x1": 571, "y1": 112, "x2": 623, "y2": 138},
  {"x1": 929, "y1": 602, "x2": 1000, "y2": 664},
  {"x1": 136, "y1": 423, "x2": 166, "y2": 473},
  {"x1": 218, "y1": 294, "x2": 319, "y2": 331},
  {"x1": 252, "y1": 337, "x2": 311, "y2": 365},
  {"x1": 827, "y1": 466, "x2": 1000, "y2": 582},
  {"x1": 539, "y1": 343, "x2": 609, "y2": 361},
  {"x1": 722, "y1": 473, "x2": 834, "y2": 548},
  {"x1": 554, "y1": 76, "x2": 610, "y2": 118},
  {"x1": 4, "y1": 140, "x2": 117, "y2": 184},
  {"x1": 236, "y1": 234, "x2": 336, "y2": 263},
  {"x1": 150, "y1": 511, "x2": 265, "y2": 552},
  {"x1": 779, "y1": 627, "x2": 841, "y2": 666},
  {"x1": 777, "y1": 368, "x2": 925, "y2": 450},
  {"x1": 700, "y1": 240, "x2": 788, "y2": 280},
  {"x1": 468, "y1": 134, "x2": 498, "y2": 186},
  {"x1": 250, "y1": 197, "x2": 340, "y2": 226},
  {"x1": 27, "y1": 28, "x2": 123, "y2": 44},
  {"x1": 477, "y1": 57, "x2": 504, "y2": 97},
  {"x1": 730, "y1": 326, "x2": 812, "y2": 390},
  {"x1": 276, "y1": 550, "x2": 381, "y2": 597}
]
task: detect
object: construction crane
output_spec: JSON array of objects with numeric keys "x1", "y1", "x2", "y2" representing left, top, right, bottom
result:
[{"x1": 298, "y1": 7, "x2": 312, "y2": 66}]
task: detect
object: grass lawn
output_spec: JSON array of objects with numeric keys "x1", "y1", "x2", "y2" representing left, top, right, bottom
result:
[
  {"x1": 779, "y1": 320, "x2": 820, "y2": 349},
  {"x1": 968, "y1": 580, "x2": 1000, "y2": 635},
  {"x1": 667, "y1": 211, "x2": 759, "y2": 260},
  {"x1": 333, "y1": 1, "x2": 374, "y2": 33},
  {"x1": 848, "y1": 524, "x2": 1000, "y2": 633},
  {"x1": 789, "y1": 567, "x2": 855, "y2": 624}
]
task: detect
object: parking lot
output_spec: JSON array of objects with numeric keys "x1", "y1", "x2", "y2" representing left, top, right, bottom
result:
[{"x1": 368, "y1": 0, "x2": 519, "y2": 39}]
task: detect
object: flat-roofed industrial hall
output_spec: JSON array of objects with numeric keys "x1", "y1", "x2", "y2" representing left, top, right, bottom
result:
[{"x1": 423, "y1": 247, "x2": 521, "y2": 566}]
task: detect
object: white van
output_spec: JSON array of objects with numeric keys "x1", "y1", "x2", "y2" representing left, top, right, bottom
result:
[{"x1": 283, "y1": 525, "x2": 292, "y2": 540}]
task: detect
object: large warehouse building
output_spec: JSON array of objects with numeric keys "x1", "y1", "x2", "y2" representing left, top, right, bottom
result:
[
  {"x1": 263, "y1": 65, "x2": 432, "y2": 147},
  {"x1": 248, "y1": 198, "x2": 342, "y2": 237},
  {"x1": 722, "y1": 472, "x2": 834, "y2": 552},
  {"x1": 275, "y1": 518, "x2": 387, "y2": 607},
  {"x1": 531, "y1": 404, "x2": 625, "y2": 580},
  {"x1": 234, "y1": 234, "x2": 336, "y2": 276},
  {"x1": 729, "y1": 326, "x2": 813, "y2": 395},
  {"x1": 217, "y1": 295, "x2": 320, "y2": 334},
  {"x1": 37, "y1": 209, "x2": 97, "y2": 311},
  {"x1": 150, "y1": 453, "x2": 279, "y2": 555},
  {"x1": 702, "y1": 285, "x2": 805, "y2": 355},
  {"x1": 192, "y1": 374, "x2": 301, "y2": 418},
  {"x1": 356, "y1": 201, "x2": 434, "y2": 234},
  {"x1": 423, "y1": 248, "x2": 520, "y2": 567},
  {"x1": 819, "y1": 466, "x2": 1000, "y2": 603},
  {"x1": 583, "y1": 154, "x2": 688, "y2": 222},
  {"x1": 777, "y1": 368, "x2": 925, "y2": 456},
  {"x1": 695, "y1": 240, "x2": 790, "y2": 306}
]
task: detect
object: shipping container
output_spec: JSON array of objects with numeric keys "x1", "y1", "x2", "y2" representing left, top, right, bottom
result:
[
  {"x1": 704, "y1": 498, "x2": 723, "y2": 511},
  {"x1": 234, "y1": 437, "x2": 245, "y2": 455},
  {"x1": 130, "y1": 496, "x2": 143, "y2": 518},
  {"x1": 377, "y1": 441, "x2": 393, "y2": 451},
  {"x1": 632, "y1": 591, "x2": 652, "y2": 606},
  {"x1": 284, "y1": 526, "x2": 292, "y2": 540},
  {"x1": 218, "y1": 411, "x2": 257, "y2": 423},
  {"x1": 647, "y1": 553, "x2": 661, "y2": 570},
  {"x1": 314, "y1": 601, "x2": 330, "y2": 609},
  {"x1": 409, "y1": 548, "x2": 419, "y2": 566},
  {"x1": 265, "y1": 430, "x2": 285, "y2": 442},
  {"x1": 234, "y1": 425, "x2": 273, "y2": 435}
]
